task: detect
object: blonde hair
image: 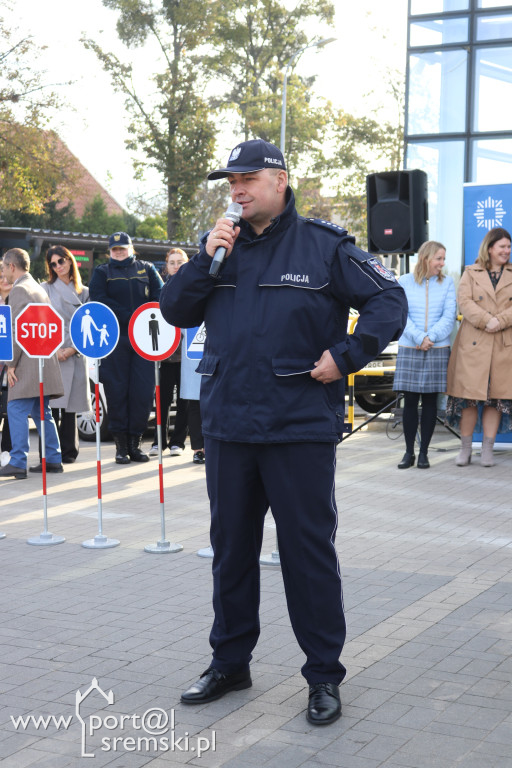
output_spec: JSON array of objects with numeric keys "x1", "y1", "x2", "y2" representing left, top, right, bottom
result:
[
  {"x1": 414, "y1": 240, "x2": 446, "y2": 284},
  {"x1": 475, "y1": 227, "x2": 511, "y2": 270}
]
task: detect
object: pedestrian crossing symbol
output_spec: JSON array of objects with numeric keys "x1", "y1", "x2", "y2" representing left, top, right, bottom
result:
[{"x1": 70, "y1": 302, "x2": 120, "y2": 359}]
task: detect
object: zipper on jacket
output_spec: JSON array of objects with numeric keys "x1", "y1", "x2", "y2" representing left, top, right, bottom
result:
[{"x1": 424, "y1": 279, "x2": 429, "y2": 333}]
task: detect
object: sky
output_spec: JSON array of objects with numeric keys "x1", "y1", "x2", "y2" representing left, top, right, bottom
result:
[{"x1": 6, "y1": 0, "x2": 408, "y2": 212}]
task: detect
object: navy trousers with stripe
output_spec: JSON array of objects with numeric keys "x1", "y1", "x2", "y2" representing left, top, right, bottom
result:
[{"x1": 204, "y1": 438, "x2": 347, "y2": 685}]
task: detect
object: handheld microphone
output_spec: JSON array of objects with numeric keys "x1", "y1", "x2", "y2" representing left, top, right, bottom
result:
[{"x1": 209, "y1": 202, "x2": 243, "y2": 278}]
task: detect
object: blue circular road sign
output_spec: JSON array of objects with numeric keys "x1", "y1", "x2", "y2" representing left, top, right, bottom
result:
[{"x1": 70, "y1": 302, "x2": 120, "y2": 359}]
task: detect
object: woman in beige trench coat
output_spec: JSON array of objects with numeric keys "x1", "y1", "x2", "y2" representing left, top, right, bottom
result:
[{"x1": 446, "y1": 227, "x2": 512, "y2": 466}]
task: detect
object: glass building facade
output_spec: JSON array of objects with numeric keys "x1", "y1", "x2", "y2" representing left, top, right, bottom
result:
[{"x1": 405, "y1": 1, "x2": 512, "y2": 278}]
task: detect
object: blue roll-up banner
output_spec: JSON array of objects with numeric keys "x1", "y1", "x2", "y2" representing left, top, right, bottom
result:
[{"x1": 463, "y1": 183, "x2": 512, "y2": 446}]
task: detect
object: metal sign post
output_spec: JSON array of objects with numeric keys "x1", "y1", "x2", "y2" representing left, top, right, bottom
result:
[
  {"x1": 27, "y1": 359, "x2": 65, "y2": 546},
  {"x1": 70, "y1": 302, "x2": 120, "y2": 549},
  {"x1": 82, "y1": 359, "x2": 120, "y2": 549},
  {"x1": 128, "y1": 302, "x2": 182, "y2": 554},
  {"x1": 260, "y1": 514, "x2": 280, "y2": 567},
  {"x1": 143, "y1": 361, "x2": 181, "y2": 554},
  {"x1": 14, "y1": 303, "x2": 66, "y2": 546}
]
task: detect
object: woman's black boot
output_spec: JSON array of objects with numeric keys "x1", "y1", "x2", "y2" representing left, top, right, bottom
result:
[
  {"x1": 417, "y1": 452, "x2": 430, "y2": 468},
  {"x1": 398, "y1": 451, "x2": 415, "y2": 469}
]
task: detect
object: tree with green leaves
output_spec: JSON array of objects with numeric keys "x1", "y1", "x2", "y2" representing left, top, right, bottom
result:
[
  {"x1": 0, "y1": 3, "x2": 76, "y2": 215},
  {"x1": 0, "y1": 200, "x2": 78, "y2": 231},
  {"x1": 82, "y1": 0, "x2": 220, "y2": 240},
  {"x1": 78, "y1": 194, "x2": 138, "y2": 236},
  {"x1": 205, "y1": 0, "x2": 335, "y2": 179},
  {"x1": 136, "y1": 213, "x2": 167, "y2": 240},
  {"x1": 205, "y1": 4, "x2": 404, "y2": 241},
  {"x1": 325, "y1": 70, "x2": 405, "y2": 244}
]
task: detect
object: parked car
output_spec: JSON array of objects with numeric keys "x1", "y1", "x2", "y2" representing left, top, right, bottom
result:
[
  {"x1": 77, "y1": 363, "x2": 109, "y2": 441},
  {"x1": 354, "y1": 340, "x2": 398, "y2": 413}
]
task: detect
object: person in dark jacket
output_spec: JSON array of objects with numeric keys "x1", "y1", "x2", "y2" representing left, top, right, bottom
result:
[
  {"x1": 89, "y1": 232, "x2": 163, "y2": 463},
  {"x1": 160, "y1": 139, "x2": 407, "y2": 725},
  {"x1": 149, "y1": 248, "x2": 190, "y2": 457}
]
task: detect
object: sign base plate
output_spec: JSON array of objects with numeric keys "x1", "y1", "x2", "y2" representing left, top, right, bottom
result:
[
  {"x1": 27, "y1": 532, "x2": 65, "y2": 546},
  {"x1": 197, "y1": 545, "x2": 214, "y2": 558},
  {"x1": 260, "y1": 550, "x2": 281, "y2": 566},
  {"x1": 144, "y1": 540, "x2": 183, "y2": 554},
  {"x1": 82, "y1": 535, "x2": 120, "y2": 549}
]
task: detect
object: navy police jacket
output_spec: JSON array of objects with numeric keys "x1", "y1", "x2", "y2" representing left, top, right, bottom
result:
[
  {"x1": 160, "y1": 188, "x2": 407, "y2": 443},
  {"x1": 89, "y1": 255, "x2": 163, "y2": 334}
]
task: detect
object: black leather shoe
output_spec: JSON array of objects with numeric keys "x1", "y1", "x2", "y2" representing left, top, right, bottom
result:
[
  {"x1": 29, "y1": 462, "x2": 63, "y2": 473},
  {"x1": 398, "y1": 451, "x2": 415, "y2": 469},
  {"x1": 181, "y1": 668, "x2": 251, "y2": 704},
  {"x1": 417, "y1": 452, "x2": 430, "y2": 469},
  {"x1": 307, "y1": 682, "x2": 341, "y2": 726},
  {"x1": 0, "y1": 462, "x2": 27, "y2": 479}
]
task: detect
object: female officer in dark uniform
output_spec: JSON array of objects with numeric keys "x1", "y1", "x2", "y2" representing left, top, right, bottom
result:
[{"x1": 89, "y1": 232, "x2": 163, "y2": 463}]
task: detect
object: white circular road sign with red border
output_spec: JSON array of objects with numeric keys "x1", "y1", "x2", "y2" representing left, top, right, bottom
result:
[
  {"x1": 128, "y1": 302, "x2": 181, "y2": 361},
  {"x1": 15, "y1": 303, "x2": 64, "y2": 358}
]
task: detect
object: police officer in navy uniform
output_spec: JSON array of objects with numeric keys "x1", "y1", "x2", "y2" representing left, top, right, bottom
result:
[
  {"x1": 89, "y1": 232, "x2": 163, "y2": 463},
  {"x1": 160, "y1": 140, "x2": 407, "y2": 725}
]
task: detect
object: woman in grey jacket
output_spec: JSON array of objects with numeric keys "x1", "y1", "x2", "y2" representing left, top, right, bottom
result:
[
  {"x1": 42, "y1": 246, "x2": 90, "y2": 463},
  {"x1": 393, "y1": 241, "x2": 457, "y2": 468}
]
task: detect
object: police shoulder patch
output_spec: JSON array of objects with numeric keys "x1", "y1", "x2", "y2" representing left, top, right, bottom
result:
[
  {"x1": 367, "y1": 258, "x2": 397, "y2": 282},
  {"x1": 303, "y1": 217, "x2": 348, "y2": 236}
]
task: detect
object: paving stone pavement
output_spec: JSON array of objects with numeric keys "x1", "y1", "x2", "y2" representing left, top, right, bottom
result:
[{"x1": 0, "y1": 416, "x2": 511, "y2": 767}]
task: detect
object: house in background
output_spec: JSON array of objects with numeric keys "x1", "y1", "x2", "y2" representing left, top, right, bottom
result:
[
  {"x1": 0, "y1": 134, "x2": 196, "y2": 279},
  {"x1": 56, "y1": 137, "x2": 125, "y2": 220}
]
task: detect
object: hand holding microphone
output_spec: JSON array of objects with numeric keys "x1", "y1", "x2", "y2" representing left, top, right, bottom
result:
[{"x1": 208, "y1": 202, "x2": 243, "y2": 278}]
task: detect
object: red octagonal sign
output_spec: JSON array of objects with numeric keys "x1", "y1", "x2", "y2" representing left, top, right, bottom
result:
[{"x1": 15, "y1": 303, "x2": 64, "y2": 358}]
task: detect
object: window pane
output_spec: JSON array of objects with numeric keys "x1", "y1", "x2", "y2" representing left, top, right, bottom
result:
[
  {"x1": 406, "y1": 141, "x2": 465, "y2": 276},
  {"x1": 410, "y1": 17, "x2": 469, "y2": 46},
  {"x1": 408, "y1": 50, "x2": 467, "y2": 134},
  {"x1": 477, "y1": 14, "x2": 512, "y2": 40},
  {"x1": 478, "y1": 0, "x2": 512, "y2": 8},
  {"x1": 411, "y1": 0, "x2": 468, "y2": 13},
  {"x1": 472, "y1": 138, "x2": 512, "y2": 183},
  {"x1": 474, "y1": 47, "x2": 512, "y2": 132}
]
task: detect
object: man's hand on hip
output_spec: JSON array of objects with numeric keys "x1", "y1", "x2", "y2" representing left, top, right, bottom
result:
[{"x1": 311, "y1": 350, "x2": 343, "y2": 383}]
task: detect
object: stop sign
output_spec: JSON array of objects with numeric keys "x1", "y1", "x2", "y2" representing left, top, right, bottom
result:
[{"x1": 15, "y1": 303, "x2": 64, "y2": 358}]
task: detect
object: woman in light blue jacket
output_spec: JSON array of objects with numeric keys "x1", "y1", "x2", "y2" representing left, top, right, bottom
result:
[{"x1": 393, "y1": 241, "x2": 457, "y2": 469}]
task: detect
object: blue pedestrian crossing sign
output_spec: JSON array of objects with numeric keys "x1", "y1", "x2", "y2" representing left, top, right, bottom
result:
[
  {"x1": 185, "y1": 323, "x2": 206, "y2": 360},
  {"x1": 69, "y1": 302, "x2": 120, "y2": 359},
  {"x1": 0, "y1": 305, "x2": 13, "y2": 362}
]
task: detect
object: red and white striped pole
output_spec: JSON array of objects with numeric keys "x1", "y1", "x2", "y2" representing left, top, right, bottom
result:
[
  {"x1": 27, "y1": 359, "x2": 65, "y2": 546},
  {"x1": 82, "y1": 360, "x2": 120, "y2": 549},
  {"x1": 144, "y1": 361, "x2": 183, "y2": 554}
]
